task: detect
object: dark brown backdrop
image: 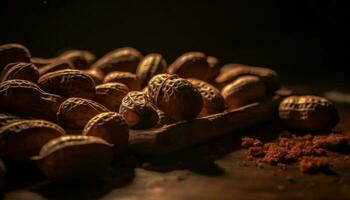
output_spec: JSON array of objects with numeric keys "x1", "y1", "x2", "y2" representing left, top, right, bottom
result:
[{"x1": 1, "y1": 0, "x2": 349, "y2": 86}]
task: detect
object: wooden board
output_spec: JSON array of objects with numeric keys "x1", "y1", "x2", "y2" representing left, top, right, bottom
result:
[{"x1": 128, "y1": 94, "x2": 285, "y2": 156}]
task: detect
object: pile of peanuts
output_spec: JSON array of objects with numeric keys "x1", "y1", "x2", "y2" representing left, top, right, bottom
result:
[{"x1": 0, "y1": 43, "x2": 340, "y2": 182}]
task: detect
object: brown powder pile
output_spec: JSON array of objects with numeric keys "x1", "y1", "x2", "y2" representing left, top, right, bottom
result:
[{"x1": 241, "y1": 133, "x2": 350, "y2": 173}]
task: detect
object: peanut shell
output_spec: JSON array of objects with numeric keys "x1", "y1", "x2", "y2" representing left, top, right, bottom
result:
[
  {"x1": 94, "y1": 82, "x2": 129, "y2": 111},
  {"x1": 57, "y1": 97, "x2": 109, "y2": 130},
  {"x1": 1, "y1": 62, "x2": 39, "y2": 83},
  {"x1": 0, "y1": 44, "x2": 31, "y2": 70},
  {"x1": 83, "y1": 112, "x2": 129, "y2": 150},
  {"x1": 119, "y1": 91, "x2": 159, "y2": 129},
  {"x1": 136, "y1": 53, "x2": 167, "y2": 88},
  {"x1": 148, "y1": 74, "x2": 203, "y2": 121},
  {"x1": 103, "y1": 71, "x2": 140, "y2": 91},
  {"x1": 38, "y1": 69, "x2": 96, "y2": 99},
  {"x1": 279, "y1": 95, "x2": 339, "y2": 131},
  {"x1": 0, "y1": 79, "x2": 64, "y2": 120},
  {"x1": 188, "y1": 78, "x2": 225, "y2": 117},
  {"x1": 92, "y1": 47, "x2": 143, "y2": 74},
  {"x1": 221, "y1": 75, "x2": 266, "y2": 110},
  {"x1": 32, "y1": 135, "x2": 113, "y2": 179},
  {"x1": 0, "y1": 120, "x2": 65, "y2": 162}
]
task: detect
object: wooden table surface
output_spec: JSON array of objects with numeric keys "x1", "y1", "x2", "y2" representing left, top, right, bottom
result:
[{"x1": 2, "y1": 83, "x2": 350, "y2": 200}]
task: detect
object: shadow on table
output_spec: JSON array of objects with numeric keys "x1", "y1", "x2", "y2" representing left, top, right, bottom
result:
[
  {"x1": 29, "y1": 167, "x2": 135, "y2": 200},
  {"x1": 3, "y1": 161, "x2": 135, "y2": 200},
  {"x1": 136, "y1": 119, "x2": 284, "y2": 176}
]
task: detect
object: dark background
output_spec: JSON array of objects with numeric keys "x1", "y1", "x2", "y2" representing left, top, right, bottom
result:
[{"x1": 1, "y1": 0, "x2": 349, "y2": 87}]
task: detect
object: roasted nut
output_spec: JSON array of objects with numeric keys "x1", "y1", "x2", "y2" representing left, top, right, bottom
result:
[
  {"x1": 92, "y1": 47, "x2": 143, "y2": 74},
  {"x1": 83, "y1": 112, "x2": 129, "y2": 150},
  {"x1": 136, "y1": 53, "x2": 168, "y2": 88},
  {"x1": 168, "y1": 52, "x2": 214, "y2": 81},
  {"x1": 0, "y1": 120, "x2": 65, "y2": 162},
  {"x1": 59, "y1": 49, "x2": 96, "y2": 69},
  {"x1": 215, "y1": 65, "x2": 280, "y2": 92},
  {"x1": 0, "y1": 113, "x2": 22, "y2": 127},
  {"x1": 83, "y1": 68, "x2": 104, "y2": 84},
  {"x1": 148, "y1": 74, "x2": 203, "y2": 121},
  {"x1": 94, "y1": 82, "x2": 129, "y2": 111},
  {"x1": 31, "y1": 57, "x2": 56, "y2": 68},
  {"x1": 221, "y1": 76, "x2": 266, "y2": 110},
  {"x1": 279, "y1": 96, "x2": 340, "y2": 132},
  {"x1": 219, "y1": 63, "x2": 248, "y2": 73},
  {"x1": 0, "y1": 44, "x2": 31, "y2": 70},
  {"x1": 119, "y1": 91, "x2": 159, "y2": 129},
  {"x1": 57, "y1": 97, "x2": 109, "y2": 130},
  {"x1": 156, "y1": 109, "x2": 176, "y2": 126},
  {"x1": 0, "y1": 80, "x2": 64, "y2": 120},
  {"x1": 1, "y1": 62, "x2": 39, "y2": 83},
  {"x1": 32, "y1": 135, "x2": 113, "y2": 179},
  {"x1": 103, "y1": 71, "x2": 140, "y2": 91},
  {"x1": 188, "y1": 78, "x2": 225, "y2": 117},
  {"x1": 38, "y1": 69, "x2": 96, "y2": 99},
  {"x1": 38, "y1": 59, "x2": 74, "y2": 75},
  {"x1": 206, "y1": 56, "x2": 221, "y2": 81}
]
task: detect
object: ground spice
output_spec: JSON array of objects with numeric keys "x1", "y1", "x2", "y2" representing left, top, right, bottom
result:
[{"x1": 242, "y1": 133, "x2": 350, "y2": 173}]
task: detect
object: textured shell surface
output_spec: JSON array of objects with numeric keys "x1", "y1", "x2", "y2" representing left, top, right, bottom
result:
[
  {"x1": 161, "y1": 77, "x2": 194, "y2": 103},
  {"x1": 137, "y1": 54, "x2": 163, "y2": 77},
  {"x1": 147, "y1": 74, "x2": 179, "y2": 105},
  {"x1": 58, "y1": 97, "x2": 108, "y2": 114},
  {"x1": 0, "y1": 120, "x2": 65, "y2": 136},
  {"x1": 1, "y1": 62, "x2": 38, "y2": 82},
  {"x1": 37, "y1": 135, "x2": 112, "y2": 158},
  {"x1": 0, "y1": 79, "x2": 46, "y2": 94},
  {"x1": 121, "y1": 91, "x2": 148, "y2": 110},
  {"x1": 279, "y1": 96, "x2": 334, "y2": 120},
  {"x1": 96, "y1": 82, "x2": 129, "y2": 94},
  {"x1": 83, "y1": 112, "x2": 127, "y2": 133},
  {"x1": 188, "y1": 79, "x2": 221, "y2": 101},
  {"x1": 136, "y1": 54, "x2": 167, "y2": 86},
  {"x1": 38, "y1": 69, "x2": 94, "y2": 84},
  {"x1": 222, "y1": 76, "x2": 262, "y2": 95},
  {"x1": 104, "y1": 71, "x2": 136, "y2": 81}
]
